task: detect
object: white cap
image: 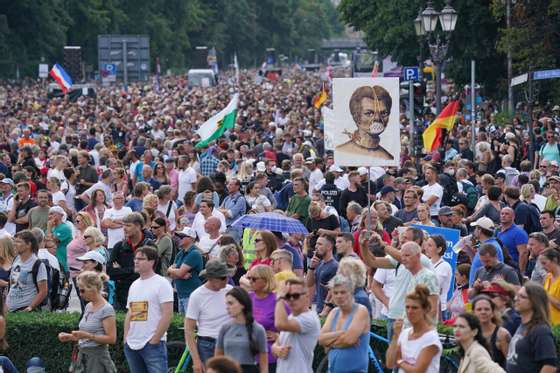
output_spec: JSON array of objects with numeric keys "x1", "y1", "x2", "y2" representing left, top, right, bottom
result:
[
  {"x1": 256, "y1": 161, "x2": 266, "y2": 173},
  {"x1": 76, "y1": 251, "x2": 106, "y2": 265},
  {"x1": 357, "y1": 167, "x2": 368, "y2": 176},
  {"x1": 175, "y1": 227, "x2": 197, "y2": 239},
  {"x1": 328, "y1": 165, "x2": 343, "y2": 173},
  {"x1": 470, "y1": 217, "x2": 495, "y2": 231}
]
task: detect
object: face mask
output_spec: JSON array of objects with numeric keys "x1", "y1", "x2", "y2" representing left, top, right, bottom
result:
[{"x1": 445, "y1": 169, "x2": 455, "y2": 176}]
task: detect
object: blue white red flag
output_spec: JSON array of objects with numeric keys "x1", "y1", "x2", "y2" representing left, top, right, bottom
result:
[{"x1": 49, "y1": 64, "x2": 73, "y2": 93}]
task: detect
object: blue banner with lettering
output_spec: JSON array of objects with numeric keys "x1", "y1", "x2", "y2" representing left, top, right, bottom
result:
[{"x1": 412, "y1": 224, "x2": 460, "y2": 300}]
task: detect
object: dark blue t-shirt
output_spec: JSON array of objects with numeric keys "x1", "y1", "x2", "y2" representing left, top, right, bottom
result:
[{"x1": 315, "y1": 258, "x2": 338, "y2": 313}]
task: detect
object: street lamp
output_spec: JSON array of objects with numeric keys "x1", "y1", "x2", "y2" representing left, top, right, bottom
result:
[{"x1": 415, "y1": 0, "x2": 458, "y2": 114}]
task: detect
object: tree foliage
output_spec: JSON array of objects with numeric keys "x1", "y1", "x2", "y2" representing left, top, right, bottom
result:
[
  {"x1": 338, "y1": 0, "x2": 507, "y2": 97},
  {"x1": 0, "y1": 0, "x2": 342, "y2": 78}
]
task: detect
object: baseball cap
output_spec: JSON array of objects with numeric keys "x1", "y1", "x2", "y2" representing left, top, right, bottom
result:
[
  {"x1": 328, "y1": 165, "x2": 343, "y2": 173},
  {"x1": 76, "y1": 251, "x2": 106, "y2": 266},
  {"x1": 200, "y1": 259, "x2": 236, "y2": 278},
  {"x1": 480, "y1": 283, "x2": 515, "y2": 298},
  {"x1": 175, "y1": 227, "x2": 197, "y2": 239},
  {"x1": 438, "y1": 206, "x2": 453, "y2": 216},
  {"x1": 0, "y1": 178, "x2": 14, "y2": 186},
  {"x1": 470, "y1": 216, "x2": 495, "y2": 231},
  {"x1": 357, "y1": 167, "x2": 368, "y2": 176},
  {"x1": 380, "y1": 185, "x2": 397, "y2": 195},
  {"x1": 394, "y1": 177, "x2": 406, "y2": 184}
]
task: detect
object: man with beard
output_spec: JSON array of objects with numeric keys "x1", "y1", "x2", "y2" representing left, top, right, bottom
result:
[{"x1": 336, "y1": 85, "x2": 394, "y2": 160}]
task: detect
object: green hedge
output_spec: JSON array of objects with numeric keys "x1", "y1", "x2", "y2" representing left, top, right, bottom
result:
[
  {"x1": 5, "y1": 311, "x2": 185, "y2": 372},
  {"x1": 4, "y1": 313, "x2": 560, "y2": 372}
]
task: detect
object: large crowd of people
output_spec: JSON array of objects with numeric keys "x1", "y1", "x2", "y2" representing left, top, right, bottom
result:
[{"x1": 0, "y1": 67, "x2": 559, "y2": 372}]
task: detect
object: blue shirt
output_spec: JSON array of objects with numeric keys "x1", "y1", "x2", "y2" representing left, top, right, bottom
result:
[
  {"x1": 280, "y1": 243, "x2": 303, "y2": 270},
  {"x1": 314, "y1": 258, "x2": 338, "y2": 313},
  {"x1": 469, "y1": 238, "x2": 504, "y2": 286},
  {"x1": 125, "y1": 198, "x2": 143, "y2": 212},
  {"x1": 497, "y1": 224, "x2": 529, "y2": 263},
  {"x1": 220, "y1": 192, "x2": 247, "y2": 226}
]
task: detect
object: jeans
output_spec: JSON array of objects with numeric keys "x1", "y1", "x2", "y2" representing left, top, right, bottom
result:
[
  {"x1": 0, "y1": 356, "x2": 18, "y2": 373},
  {"x1": 386, "y1": 318, "x2": 395, "y2": 341},
  {"x1": 197, "y1": 338, "x2": 216, "y2": 364},
  {"x1": 178, "y1": 297, "x2": 189, "y2": 315},
  {"x1": 124, "y1": 341, "x2": 168, "y2": 373}
]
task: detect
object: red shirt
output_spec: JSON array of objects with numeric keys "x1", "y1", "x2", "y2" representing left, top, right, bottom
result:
[
  {"x1": 249, "y1": 257, "x2": 272, "y2": 269},
  {"x1": 352, "y1": 228, "x2": 391, "y2": 259}
]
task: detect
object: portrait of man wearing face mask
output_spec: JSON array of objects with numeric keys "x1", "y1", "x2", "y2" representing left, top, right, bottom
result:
[{"x1": 336, "y1": 85, "x2": 394, "y2": 160}]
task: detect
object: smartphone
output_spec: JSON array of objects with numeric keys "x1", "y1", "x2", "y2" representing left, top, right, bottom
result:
[{"x1": 368, "y1": 234, "x2": 386, "y2": 257}]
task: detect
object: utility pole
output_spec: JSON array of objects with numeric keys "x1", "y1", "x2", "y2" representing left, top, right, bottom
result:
[{"x1": 507, "y1": 0, "x2": 513, "y2": 113}]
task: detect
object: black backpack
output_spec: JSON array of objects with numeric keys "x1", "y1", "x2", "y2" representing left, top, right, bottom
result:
[
  {"x1": 439, "y1": 173, "x2": 458, "y2": 207},
  {"x1": 31, "y1": 258, "x2": 72, "y2": 310}
]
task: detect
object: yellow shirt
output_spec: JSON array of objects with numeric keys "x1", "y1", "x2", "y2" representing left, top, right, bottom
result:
[{"x1": 544, "y1": 273, "x2": 560, "y2": 325}]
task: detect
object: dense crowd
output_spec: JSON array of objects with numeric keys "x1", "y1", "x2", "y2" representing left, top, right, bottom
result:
[{"x1": 0, "y1": 67, "x2": 559, "y2": 373}]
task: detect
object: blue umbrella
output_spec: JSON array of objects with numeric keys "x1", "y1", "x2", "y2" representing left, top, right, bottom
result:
[{"x1": 231, "y1": 212, "x2": 309, "y2": 234}]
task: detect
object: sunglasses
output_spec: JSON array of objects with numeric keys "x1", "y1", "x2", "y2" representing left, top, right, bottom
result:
[
  {"x1": 151, "y1": 225, "x2": 161, "y2": 229},
  {"x1": 83, "y1": 235, "x2": 92, "y2": 239},
  {"x1": 254, "y1": 238, "x2": 263, "y2": 243},
  {"x1": 285, "y1": 292, "x2": 305, "y2": 301},
  {"x1": 247, "y1": 276, "x2": 261, "y2": 282}
]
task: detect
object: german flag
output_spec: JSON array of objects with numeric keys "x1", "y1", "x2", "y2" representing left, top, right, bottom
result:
[
  {"x1": 313, "y1": 82, "x2": 328, "y2": 109},
  {"x1": 422, "y1": 100, "x2": 460, "y2": 152}
]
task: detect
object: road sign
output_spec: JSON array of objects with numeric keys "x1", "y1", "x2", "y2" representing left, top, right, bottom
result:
[
  {"x1": 403, "y1": 66, "x2": 419, "y2": 81},
  {"x1": 510, "y1": 73, "x2": 528, "y2": 87},
  {"x1": 533, "y1": 69, "x2": 560, "y2": 81},
  {"x1": 101, "y1": 63, "x2": 117, "y2": 83},
  {"x1": 38, "y1": 64, "x2": 49, "y2": 79}
]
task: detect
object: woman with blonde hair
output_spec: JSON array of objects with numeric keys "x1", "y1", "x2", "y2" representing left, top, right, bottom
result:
[
  {"x1": 319, "y1": 275, "x2": 370, "y2": 373},
  {"x1": 58, "y1": 271, "x2": 117, "y2": 372},
  {"x1": 142, "y1": 193, "x2": 164, "y2": 227},
  {"x1": 0, "y1": 237, "x2": 15, "y2": 300},
  {"x1": 83, "y1": 226, "x2": 109, "y2": 264},
  {"x1": 67, "y1": 212, "x2": 94, "y2": 285},
  {"x1": 247, "y1": 264, "x2": 281, "y2": 373},
  {"x1": 336, "y1": 256, "x2": 372, "y2": 317}
]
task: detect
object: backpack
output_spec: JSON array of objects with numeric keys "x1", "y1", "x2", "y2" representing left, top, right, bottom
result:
[
  {"x1": 522, "y1": 202, "x2": 542, "y2": 234},
  {"x1": 439, "y1": 173, "x2": 458, "y2": 207},
  {"x1": 31, "y1": 259, "x2": 72, "y2": 310},
  {"x1": 461, "y1": 181, "x2": 478, "y2": 212}
]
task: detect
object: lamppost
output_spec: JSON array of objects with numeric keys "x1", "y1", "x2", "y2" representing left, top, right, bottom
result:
[{"x1": 414, "y1": 0, "x2": 458, "y2": 114}]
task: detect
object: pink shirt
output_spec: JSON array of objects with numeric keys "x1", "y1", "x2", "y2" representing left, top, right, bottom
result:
[{"x1": 67, "y1": 235, "x2": 88, "y2": 278}]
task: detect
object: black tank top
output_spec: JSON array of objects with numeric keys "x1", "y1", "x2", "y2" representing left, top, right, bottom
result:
[{"x1": 488, "y1": 326, "x2": 506, "y2": 368}]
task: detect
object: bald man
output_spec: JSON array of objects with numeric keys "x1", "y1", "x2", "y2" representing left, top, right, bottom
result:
[
  {"x1": 497, "y1": 206, "x2": 529, "y2": 272},
  {"x1": 199, "y1": 216, "x2": 223, "y2": 259}
]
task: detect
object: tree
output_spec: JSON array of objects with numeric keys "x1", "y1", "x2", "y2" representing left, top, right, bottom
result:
[{"x1": 338, "y1": 0, "x2": 506, "y2": 97}]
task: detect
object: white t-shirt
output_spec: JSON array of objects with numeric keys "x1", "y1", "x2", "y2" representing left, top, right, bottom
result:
[
  {"x1": 84, "y1": 182, "x2": 113, "y2": 205},
  {"x1": 433, "y1": 258, "x2": 453, "y2": 311},
  {"x1": 397, "y1": 328, "x2": 442, "y2": 373},
  {"x1": 178, "y1": 168, "x2": 197, "y2": 201},
  {"x1": 103, "y1": 206, "x2": 132, "y2": 249},
  {"x1": 157, "y1": 201, "x2": 177, "y2": 232},
  {"x1": 38, "y1": 249, "x2": 61, "y2": 271},
  {"x1": 421, "y1": 183, "x2": 444, "y2": 216},
  {"x1": 61, "y1": 181, "x2": 76, "y2": 211},
  {"x1": 198, "y1": 235, "x2": 220, "y2": 255},
  {"x1": 126, "y1": 274, "x2": 174, "y2": 350},
  {"x1": 47, "y1": 168, "x2": 66, "y2": 184},
  {"x1": 52, "y1": 191, "x2": 66, "y2": 207},
  {"x1": 186, "y1": 284, "x2": 233, "y2": 339},
  {"x1": 308, "y1": 169, "x2": 324, "y2": 195},
  {"x1": 276, "y1": 310, "x2": 321, "y2": 373},
  {"x1": 373, "y1": 268, "x2": 397, "y2": 316}
]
